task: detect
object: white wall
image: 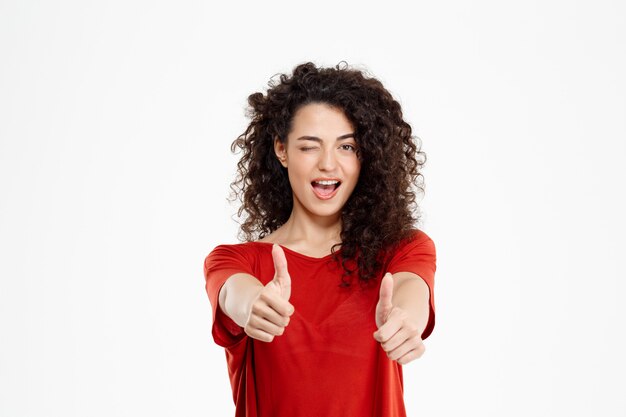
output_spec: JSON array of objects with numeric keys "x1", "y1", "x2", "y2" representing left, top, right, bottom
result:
[{"x1": 1, "y1": 1, "x2": 624, "y2": 416}]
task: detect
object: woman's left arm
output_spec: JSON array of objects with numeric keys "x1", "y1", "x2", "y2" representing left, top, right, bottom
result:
[{"x1": 373, "y1": 272, "x2": 431, "y2": 365}]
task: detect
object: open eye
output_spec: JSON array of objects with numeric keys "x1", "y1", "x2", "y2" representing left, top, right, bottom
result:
[{"x1": 339, "y1": 144, "x2": 357, "y2": 152}]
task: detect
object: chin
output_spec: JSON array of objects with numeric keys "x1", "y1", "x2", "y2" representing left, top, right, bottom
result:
[
  {"x1": 305, "y1": 201, "x2": 346, "y2": 218},
  {"x1": 292, "y1": 198, "x2": 335, "y2": 217}
]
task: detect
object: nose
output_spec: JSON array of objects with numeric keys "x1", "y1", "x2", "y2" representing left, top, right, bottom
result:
[{"x1": 318, "y1": 147, "x2": 337, "y2": 171}]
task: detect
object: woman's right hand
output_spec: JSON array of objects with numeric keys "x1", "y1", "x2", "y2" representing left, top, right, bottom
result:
[{"x1": 244, "y1": 244, "x2": 294, "y2": 342}]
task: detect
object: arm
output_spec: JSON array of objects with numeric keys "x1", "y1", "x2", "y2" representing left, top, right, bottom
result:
[
  {"x1": 390, "y1": 272, "x2": 431, "y2": 337},
  {"x1": 218, "y1": 273, "x2": 264, "y2": 328}
]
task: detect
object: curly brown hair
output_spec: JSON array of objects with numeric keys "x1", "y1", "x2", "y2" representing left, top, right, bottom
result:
[{"x1": 229, "y1": 61, "x2": 427, "y2": 287}]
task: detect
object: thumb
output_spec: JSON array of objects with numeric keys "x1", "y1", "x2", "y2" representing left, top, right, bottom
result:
[
  {"x1": 375, "y1": 272, "x2": 394, "y2": 327},
  {"x1": 271, "y1": 244, "x2": 291, "y2": 300},
  {"x1": 379, "y1": 273, "x2": 394, "y2": 309}
]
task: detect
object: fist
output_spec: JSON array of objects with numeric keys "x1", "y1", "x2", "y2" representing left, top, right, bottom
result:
[
  {"x1": 373, "y1": 272, "x2": 426, "y2": 365},
  {"x1": 244, "y1": 244, "x2": 295, "y2": 342}
]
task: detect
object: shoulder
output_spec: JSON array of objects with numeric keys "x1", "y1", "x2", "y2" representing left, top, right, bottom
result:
[
  {"x1": 204, "y1": 242, "x2": 264, "y2": 273},
  {"x1": 209, "y1": 241, "x2": 256, "y2": 254},
  {"x1": 384, "y1": 228, "x2": 437, "y2": 279},
  {"x1": 384, "y1": 228, "x2": 436, "y2": 262},
  {"x1": 397, "y1": 228, "x2": 435, "y2": 250}
]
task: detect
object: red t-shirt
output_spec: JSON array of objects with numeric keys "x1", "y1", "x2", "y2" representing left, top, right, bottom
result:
[{"x1": 204, "y1": 229, "x2": 437, "y2": 417}]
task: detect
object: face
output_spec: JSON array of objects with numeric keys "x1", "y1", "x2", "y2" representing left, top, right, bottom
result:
[{"x1": 274, "y1": 103, "x2": 361, "y2": 220}]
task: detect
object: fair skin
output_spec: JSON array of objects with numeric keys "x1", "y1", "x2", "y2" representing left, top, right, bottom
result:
[{"x1": 218, "y1": 102, "x2": 431, "y2": 365}]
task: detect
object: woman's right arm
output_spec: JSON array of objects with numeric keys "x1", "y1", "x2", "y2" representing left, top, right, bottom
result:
[
  {"x1": 218, "y1": 245, "x2": 294, "y2": 342},
  {"x1": 218, "y1": 273, "x2": 264, "y2": 327}
]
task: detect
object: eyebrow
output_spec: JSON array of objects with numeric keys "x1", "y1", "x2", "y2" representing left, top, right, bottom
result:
[{"x1": 296, "y1": 133, "x2": 355, "y2": 142}]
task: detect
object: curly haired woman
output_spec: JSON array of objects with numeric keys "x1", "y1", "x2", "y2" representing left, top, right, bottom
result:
[{"x1": 204, "y1": 62, "x2": 437, "y2": 417}]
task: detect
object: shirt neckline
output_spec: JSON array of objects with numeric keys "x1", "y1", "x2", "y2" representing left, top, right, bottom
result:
[{"x1": 248, "y1": 241, "x2": 341, "y2": 261}]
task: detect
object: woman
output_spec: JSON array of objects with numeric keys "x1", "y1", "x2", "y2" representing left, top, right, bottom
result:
[{"x1": 204, "y1": 62, "x2": 437, "y2": 417}]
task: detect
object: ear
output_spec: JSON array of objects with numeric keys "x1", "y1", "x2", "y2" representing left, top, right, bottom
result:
[{"x1": 274, "y1": 136, "x2": 288, "y2": 168}]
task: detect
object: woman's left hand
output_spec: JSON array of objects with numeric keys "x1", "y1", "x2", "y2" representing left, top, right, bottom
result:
[{"x1": 373, "y1": 272, "x2": 426, "y2": 365}]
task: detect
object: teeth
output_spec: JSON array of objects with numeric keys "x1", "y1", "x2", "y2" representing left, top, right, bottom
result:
[{"x1": 314, "y1": 180, "x2": 339, "y2": 185}]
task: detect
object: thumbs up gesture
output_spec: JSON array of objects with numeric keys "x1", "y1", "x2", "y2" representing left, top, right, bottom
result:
[
  {"x1": 244, "y1": 244, "x2": 295, "y2": 343},
  {"x1": 373, "y1": 273, "x2": 426, "y2": 365}
]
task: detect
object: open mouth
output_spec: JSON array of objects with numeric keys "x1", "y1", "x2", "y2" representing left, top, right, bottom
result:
[{"x1": 311, "y1": 179, "x2": 341, "y2": 199}]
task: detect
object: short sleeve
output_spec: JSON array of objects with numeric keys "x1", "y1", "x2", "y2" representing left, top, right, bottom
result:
[
  {"x1": 204, "y1": 244, "x2": 255, "y2": 347},
  {"x1": 385, "y1": 230, "x2": 437, "y2": 340}
]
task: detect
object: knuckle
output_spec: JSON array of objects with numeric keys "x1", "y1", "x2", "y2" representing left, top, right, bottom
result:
[
  {"x1": 406, "y1": 324, "x2": 419, "y2": 335},
  {"x1": 246, "y1": 327, "x2": 260, "y2": 339},
  {"x1": 406, "y1": 355, "x2": 414, "y2": 364},
  {"x1": 400, "y1": 352, "x2": 415, "y2": 364}
]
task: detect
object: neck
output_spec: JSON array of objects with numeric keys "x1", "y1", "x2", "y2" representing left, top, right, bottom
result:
[{"x1": 280, "y1": 201, "x2": 342, "y2": 247}]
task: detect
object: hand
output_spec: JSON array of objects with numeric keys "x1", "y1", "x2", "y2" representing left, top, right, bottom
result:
[
  {"x1": 373, "y1": 272, "x2": 426, "y2": 365},
  {"x1": 244, "y1": 244, "x2": 295, "y2": 342}
]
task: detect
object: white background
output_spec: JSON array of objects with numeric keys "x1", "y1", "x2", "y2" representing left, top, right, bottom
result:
[{"x1": 1, "y1": 1, "x2": 625, "y2": 416}]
